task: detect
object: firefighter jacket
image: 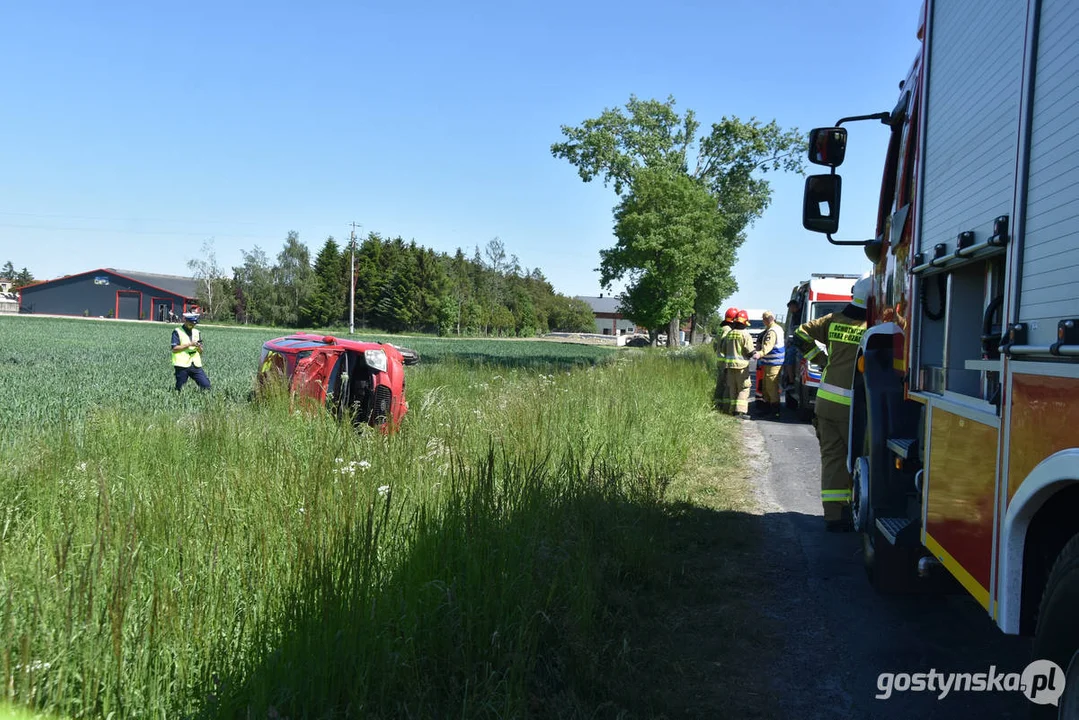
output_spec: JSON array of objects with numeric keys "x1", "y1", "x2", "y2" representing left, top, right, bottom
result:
[
  {"x1": 793, "y1": 310, "x2": 866, "y2": 421},
  {"x1": 712, "y1": 323, "x2": 732, "y2": 356},
  {"x1": 758, "y1": 324, "x2": 786, "y2": 366},
  {"x1": 173, "y1": 326, "x2": 203, "y2": 368},
  {"x1": 718, "y1": 327, "x2": 754, "y2": 370}
]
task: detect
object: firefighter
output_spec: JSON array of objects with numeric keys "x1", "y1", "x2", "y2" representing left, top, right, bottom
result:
[
  {"x1": 172, "y1": 312, "x2": 211, "y2": 392},
  {"x1": 791, "y1": 275, "x2": 870, "y2": 531},
  {"x1": 753, "y1": 310, "x2": 785, "y2": 418},
  {"x1": 720, "y1": 309, "x2": 756, "y2": 419},
  {"x1": 712, "y1": 307, "x2": 739, "y2": 410},
  {"x1": 782, "y1": 298, "x2": 802, "y2": 388}
]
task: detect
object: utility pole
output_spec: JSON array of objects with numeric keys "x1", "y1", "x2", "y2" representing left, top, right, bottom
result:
[{"x1": 348, "y1": 222, "x2": 361, "y2": 334}]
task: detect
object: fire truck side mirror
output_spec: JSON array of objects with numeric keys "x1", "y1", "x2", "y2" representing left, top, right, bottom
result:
[
  {"x1": 803, "y1": 174, "x2": 842, "y2": 235},
  {"x1": 808, "y1": 127, "x2": 847, "y2": 167}
]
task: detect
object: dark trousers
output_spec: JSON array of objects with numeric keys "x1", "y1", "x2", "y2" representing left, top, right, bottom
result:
[{"x1": 175, "y1": 366, "x2": 211, "y2": 391}]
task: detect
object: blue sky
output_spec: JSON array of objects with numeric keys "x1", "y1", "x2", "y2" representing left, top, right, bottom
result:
[{"x1": 0, "y1": 0, "x2": 921, "y2": 315}]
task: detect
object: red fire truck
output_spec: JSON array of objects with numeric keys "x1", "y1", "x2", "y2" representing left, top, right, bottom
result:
[{"x1": 802, "y1": 1, "x2": 1079, "y2": 712}]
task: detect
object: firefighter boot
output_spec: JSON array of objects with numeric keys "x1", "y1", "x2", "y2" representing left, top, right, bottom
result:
[{"x1": 826, "y1": 505, "x2": 854, "y2": 533}]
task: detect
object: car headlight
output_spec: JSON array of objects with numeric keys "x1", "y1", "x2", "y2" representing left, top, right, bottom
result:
[{"x1": 364, "y1": 349, "x2": 388, "y2": 373}]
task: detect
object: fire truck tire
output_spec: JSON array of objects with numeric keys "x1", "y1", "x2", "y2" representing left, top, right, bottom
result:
[
  {"x1": 862, "y1": 526, "x2": 931, "y2": 595},
  {"x1": 1030, "y1": 533, "x2": 1079, "y2": 719}
]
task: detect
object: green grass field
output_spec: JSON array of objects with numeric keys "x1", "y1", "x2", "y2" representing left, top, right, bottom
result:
[{"x1": 0, "y1": 315, "x2": 751, "y2": 719}]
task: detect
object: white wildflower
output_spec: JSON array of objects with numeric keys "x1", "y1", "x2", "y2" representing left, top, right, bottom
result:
[
  {"x1": 377, "y1": 485, "x2": 390, "y2": 497},
  {"x1": 16, "y1": 660, "x2": 50, "y2": 672},
  {"x1": 75, "y1": 462, "x2": 87, "y2": 472},
  {"x1": 358, "y1": 460, "x2": 371, "y2": 470}
]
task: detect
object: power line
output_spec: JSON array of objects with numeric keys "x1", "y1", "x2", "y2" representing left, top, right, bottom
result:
[
  {"x1": 0, "y1": 209, "x2": 267, "y2": 227},
  {"x1": 0, "y1": 222, "x2": 269, "y2": 239}
]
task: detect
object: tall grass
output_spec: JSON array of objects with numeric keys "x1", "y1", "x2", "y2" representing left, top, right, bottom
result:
[{"x1": 2, "y1": 322, "x2": 735, "y2": 718}]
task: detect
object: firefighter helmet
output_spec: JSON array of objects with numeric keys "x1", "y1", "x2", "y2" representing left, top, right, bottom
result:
[
  {"x1": 724, "y1": 307, "x2": 739, "y2": 323},
  {"x1": 851, "y1": 274, "x2": 872, "y2": 309},
  {"x1": 736, "y1": 310, "x2": 750, "y2": 325}
]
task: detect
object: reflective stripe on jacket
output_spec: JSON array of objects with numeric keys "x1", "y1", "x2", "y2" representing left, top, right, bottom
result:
[
  {"x1": 793, "y1": 311, "x2": 865, "y2": 415},
  {"x1": 758, "y1": 325, "x2": 786, "y2": 366},
  {"x1": 718, "y1": 328, "x2": 754, "y2": 370},
  {"x1": 173, "y1": 327, "x2": 202, "y2": 368}
]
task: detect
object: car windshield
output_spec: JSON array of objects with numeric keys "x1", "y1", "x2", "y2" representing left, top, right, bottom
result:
[{"x1": 748, "y1": 319, "x2": 766, "y2": 330}]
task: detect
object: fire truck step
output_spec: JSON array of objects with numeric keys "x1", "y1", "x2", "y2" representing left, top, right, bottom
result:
[
  {"x1": 876, "y1": 516, "x2": 914, "y2": 546},
  {"x1": 886, "y1": 437, "x2": 918, "y2": 460}
]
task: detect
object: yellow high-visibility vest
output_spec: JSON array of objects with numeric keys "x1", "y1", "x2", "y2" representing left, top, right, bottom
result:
[{"x1": 173, "y1": 327, "x2": 202, "y2": 368}]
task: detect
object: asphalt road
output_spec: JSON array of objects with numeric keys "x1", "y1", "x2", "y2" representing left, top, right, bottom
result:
[{"x1": 742, "y1": 400, "x2": 1035, "y2": 720}]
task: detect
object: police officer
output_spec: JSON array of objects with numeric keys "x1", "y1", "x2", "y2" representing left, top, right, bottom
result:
[
  {"x1": 713, "y1": 307, "x2": 739, "y2": 410},
  {"x1": 754, "y1": 310, "x2": 785, "y2": 419},
  {"x1": 172, "y1": 312, "x2": 211, "y2": 392},
  {"x1": 720, "y1": 309, "x2": 756, "y2": 419},
  {"x1": 792, "y1": 275, "x2": 870, "y2": 531}
]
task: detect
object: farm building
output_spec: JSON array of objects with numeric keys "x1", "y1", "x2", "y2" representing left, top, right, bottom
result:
[
  {"x1": 18, "y1": 268, "x2": 198, "y2": 321},
  {"x1": 0, "y1": 279, "x2": 17, "y2": 315},
  {"x1": 574, "y1": 295, "x2": 637, "y2": 336}
]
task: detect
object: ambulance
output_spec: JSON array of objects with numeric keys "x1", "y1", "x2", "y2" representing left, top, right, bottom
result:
[{"x1": 781, "y1": 274, "x2": 860, "y2": 421}]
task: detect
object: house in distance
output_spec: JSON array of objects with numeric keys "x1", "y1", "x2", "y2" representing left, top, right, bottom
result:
[
  {"x1": 18, "y1": 268, "x2": 198, "y2": 321},
  {"x1": 574, "y1": 294, "x2": 637, "y2": 336}
]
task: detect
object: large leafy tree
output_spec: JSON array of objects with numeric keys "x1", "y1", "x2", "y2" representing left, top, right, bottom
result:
[
  {"x1": 603, "y1": 168, "x2": 726, "y2": 338},
  {"x1": 273, "y1": 231, "x2": 315, "y2": 327},
  {"x1": 552, "y1": 95, "x2": 805, "y2": 344},
  {"x1": 232, "y1": 247, "x2": 274, "y2": 325}
]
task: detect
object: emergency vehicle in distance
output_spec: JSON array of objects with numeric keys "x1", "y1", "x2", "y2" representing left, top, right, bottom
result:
[
  {"x1": 802, "y1": 1, "x2": 1079, "y2": 711},
  {"x1": 781, "y1": 274, "x2": 859, "y2": 422},
  {"x1": 740, "y1": 309, "x2": 767, "y2": 398},
  {"x1": 255, "y1": 334, "x2": 419, "y2": 431}
]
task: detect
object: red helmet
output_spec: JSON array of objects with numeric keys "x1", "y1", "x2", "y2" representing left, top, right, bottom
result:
[
  {"x1": 724, "y1": 307, "x2": 739, "y2": 322},
  {"x1": 736, "y1": 310, "x2": 750, "y2": 325}
]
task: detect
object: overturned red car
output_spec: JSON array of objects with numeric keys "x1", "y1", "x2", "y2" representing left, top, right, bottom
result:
[{"x1": 256, "y1": 334, "x2": 419, "y2": 430}]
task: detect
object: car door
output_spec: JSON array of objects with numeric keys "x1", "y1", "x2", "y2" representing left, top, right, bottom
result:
[{"x1": 292, "y1": 349, "x2": 342, "y2": 406}]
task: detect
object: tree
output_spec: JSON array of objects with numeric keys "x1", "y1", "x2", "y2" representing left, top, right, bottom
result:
[
  {"x1": 3, "y1": 262, "x2": 35, "y2": 291},
  {"x1": 351, "y1": 234, "x2": 383, "y2": 329},
  {"x1": 13, "y1": 268, "x2": 34, "y2": 291},
  {"x1": 273, "y1": 231, "x2": 315, "y2": 327},
  {"x1": 303, "y1": 237, "x2": 344, "y2": 328},
  {"x1": 552, "y1": 95, "x2": 805, "y2": 345},
  {"x1": 187, "y1": 238, "x2": 230, "y2": 320},
  {"x1": 602, "y1": 167, "x2": 726, "y2": 341},
  {"x1": 232, "y1": 247, "x2": 274, "y2": 325},
  {"x1": 546, "y1": 296, "x2": 595, "y2": 333}
]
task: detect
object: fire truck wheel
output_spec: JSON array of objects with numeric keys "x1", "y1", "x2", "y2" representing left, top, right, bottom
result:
[
  {"x1": 862, "y1": 527, "x2": 925, "y2": 595},
  {"x1": 1031, "y1": 533, "x2": 1079, "y2": 719}
]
